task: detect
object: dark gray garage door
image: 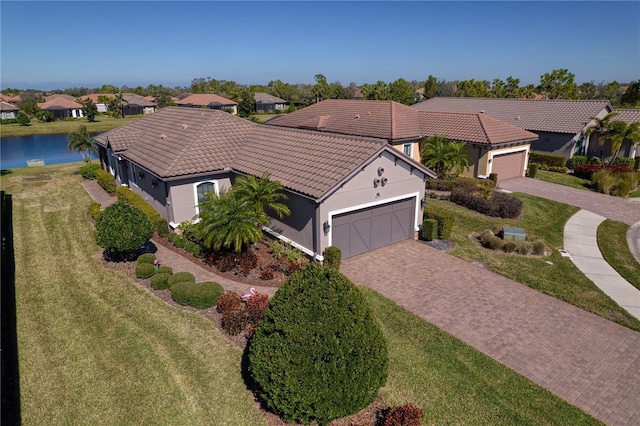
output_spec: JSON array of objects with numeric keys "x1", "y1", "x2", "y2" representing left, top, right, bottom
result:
[
  {"x1": 332, "y1": 198, "x2": 415, "y2": 259},
  {"x1": 492, "y1": 151, "x2": 526, "y2": 181}
]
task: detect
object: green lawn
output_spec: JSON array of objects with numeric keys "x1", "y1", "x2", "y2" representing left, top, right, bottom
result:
[
  {"x1": 252, "y1": 113, "x2": 279, "y2": 123},
  {"x1": 427, "y1": 196, "x2": 640, "y2": 331},
  {"x1": 2, "y1": 163, "x2": 603, "y2": 424},
  {"x1": 535, "y1": 170, "x2": 591, "y2": 190},
  {"x1": 597, "y1": 220, "x2": 640, "y2": 290},
  {"x1": 1, "y1": 115, "x2": 141, "y2": 137},
  {"x1": 630, "y1": 188, "x2": 640, "y2": 198},
  {"x1": 364, "y1": 288, "x2": 600, "y2": 425}
]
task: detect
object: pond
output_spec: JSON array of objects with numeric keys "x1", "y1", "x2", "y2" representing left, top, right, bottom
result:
[{"x1": 0, "y1": 133, "x2": 100, "y2": 170}]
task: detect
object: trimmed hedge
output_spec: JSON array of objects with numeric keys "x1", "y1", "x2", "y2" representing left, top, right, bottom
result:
[
  {"x1": 248, "y1": 264, "x2": 388, "y2": 425},
  {"x1": 135, "y1": 263, "x2": 156, "y2": 279},
  {"x1": 421, "y1": 218, "x2": 438, "y2": 241},
  {"x1": 424, "y1": 206, "x2": 454, "y2": 239},
  {"x1": 529, "y1": 152, "x2": 566, "y2": 168},
  {"x1": 167, "y1": 272, "x2": 195, "y2": 287},
  {"x1": 80, "y1": 163, "x2": 101, "y2": 179},
  {"x1": 95, "y1": 169, "x2": 117, "y2": 193},
  {"x1": 170, "y1": 281, "x2": 224, "y2": 309},
  {"x1": 116, "y1": 186, "x2": 161, "y2": 224},
  {"x1": 527, "y1": 163, "x2": 538, "y2": 178},
  {"x1": 150, "y1": 272, "x2": 172, "y2": 290},
  {"x1": 88, "y1": 202, "x2": 102, "y2": 221},
  {"x1": 137, "y1": 253, "x2": 156, "y2": 264},
  {"x1": 568, "y1": 155, "x2": 599, "y2": 170},
  {"x1": 613, "y1": 156, "x2": 635, "y2": 168},
  {"x1": 451, "y1": 189, "x2": 522, "y2": 218},
  {"x1": 323, "y1": 246, "x2": 342, "y2": 270},
  {"x1": 425, "y1": 176, "x2": 494, "y2": 192},
  {"x1": 155, "y1": 218, "x2": 170, "y2": 237}
]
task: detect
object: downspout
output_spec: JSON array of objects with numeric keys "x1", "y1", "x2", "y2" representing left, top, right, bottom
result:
[{"x1": 314, "y1": 201, "x2": 321, "y2": 261}]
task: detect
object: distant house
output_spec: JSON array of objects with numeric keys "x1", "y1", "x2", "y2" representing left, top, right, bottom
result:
[
  {"x1": 94, "y1": 107, "x2": 435, "y2": 259},
  {"x1": 79, "y1": 93, "x2": 156, "y2": 115},
  {"x1": 0, "y1": 101, "x2": 19, "y2": 119},
  {"x1": 0, "y1": 94, "x2": 21, "y2": 105},
  {"x1": 176, "y1": 94, "x2": 237, "y2": 115},
  {"x1": 78, "y1": 94, "x2": 113, "y2": 113},
  {"x1": 37, "y1": 97, "x2": 84, "y2": 119},
  {"x1": 254, "y1": 93, "x2": 288, "y2": 113},
  {"x1": 266, "y1": 99, "x2": 537, "y2": 181},
  {"x1": 412, "y1": 97, "x2": 614, "y2": 160},
  {"x1": 611, "y1": 109, "x2": 640, "y2": 159}
]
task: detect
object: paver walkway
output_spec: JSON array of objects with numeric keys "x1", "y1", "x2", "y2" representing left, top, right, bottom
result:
[
  {"x1": 499, "y1": 177, "x2": 640, "y2": 226},
  {"x1": 564, "y1": 210, "x2": 640, "y2": 320},
  {"x1": 342, "y1": 240, "x2": 640, "y2": 426}
]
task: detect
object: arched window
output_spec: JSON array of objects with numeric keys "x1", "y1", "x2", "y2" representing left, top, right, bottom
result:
[{"x1": 196, "y1": 182, "x2": 215, "y2": 205}]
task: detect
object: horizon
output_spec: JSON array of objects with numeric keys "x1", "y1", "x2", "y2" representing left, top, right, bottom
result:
[{"x1": 1, "y1": 1, "x2": 639, "y2": 91}]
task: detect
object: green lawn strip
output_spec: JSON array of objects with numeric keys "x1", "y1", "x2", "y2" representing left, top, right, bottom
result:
[
  {"x1": 0, "y1": 115, "x2": 142, "y2": 137},
  {"x1": 362, "y1": 288, "x2": 601, "y2": 425},
  {"x1": 252, "y1": 114, "x2": 278, "y2": 123},
  {"x1": 535, "y1": 170, "x2": 591, "y2": 190},
  {"x1": 427, "y1": 195, "x2": 640, "y2": 331},
  {"x1": 5, "y1": 165, "x2": 266, "y2": 426},
  {"x1": 629, "y1": 188, "x2": 640, "y2": 198},
  {"x1": 597, "y1": 219, "x2": 640, "y2": 290}
]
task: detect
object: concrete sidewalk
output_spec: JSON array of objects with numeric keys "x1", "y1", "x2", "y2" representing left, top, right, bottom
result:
[
  {"x1": 628, "y1": 222, "x2": 640, "y2": 265},
  {"x1": 564, "y1": 210, "x2": 640, "y2": 320}
]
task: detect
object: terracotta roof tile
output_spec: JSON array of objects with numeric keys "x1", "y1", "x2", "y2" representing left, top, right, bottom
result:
[
  {"x1": 613, "y1": 109, "x2": 640, "y2": 125},
  {"x1": 37, "y1": 97, "x2": 83, "y2": 110},
  {"x1": 0, "y1": 94, "x2": 21, "y2": 103},
  {"x1": 0, "y1": 101, "x2": 19, "y2": 112},
  {"x1": 413, "y1": 97, "x2": 611, "y2": 134},
  {"x1": 175, "y1": 93, "x2": 236, "y2": 107}
]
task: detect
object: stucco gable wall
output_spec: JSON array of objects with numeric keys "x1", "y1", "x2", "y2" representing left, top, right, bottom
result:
[{"x1": 167, "y1": 174, "x2": 233, "y2": 226}]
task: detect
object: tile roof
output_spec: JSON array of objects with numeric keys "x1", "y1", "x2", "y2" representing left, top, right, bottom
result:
[
  {"x1": 613, "y1": 109, "x2": 640, "y2": 125},
  {"x1": 37, "y1": 97, "x2": 83, "y2": 110},
  {"x1": 0, "y1": 101, "x2": 19, "y2": 112},
  {"x1": 123, "y1": 93, "x2": 156, "y2": 107},
  {"x1": 45, "y1": 94, "x2": 77, "y2": 102},
  {"x1": 94, "y1": 107, "x2": 433, "y2": 199},
  {"x1": 0, "y1": 94, "x2": 21, "y2": 103},
  {"x1": 79, "y1": 93, "x2": 115, "y2": 103},
  {"x1": 254, "y1": 93, "x2": 287, "y2": 104},
  {"x1": 175, "y1": 93, "x2": 237, "y2": 107},
  {"x1": 412, "y1": 97, "x2": 612, "y2": 134},
  {"x1": 266, "y1": 99, "x2": 536, "y2": 145}
]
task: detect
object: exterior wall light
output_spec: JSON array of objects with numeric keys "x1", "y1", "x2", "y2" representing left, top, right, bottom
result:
[{"x1": 323, "y1": 220, "x2": 331, "y2": 235}]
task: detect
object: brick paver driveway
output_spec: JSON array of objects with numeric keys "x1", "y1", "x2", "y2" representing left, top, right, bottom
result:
[
  {"x1": 342, "y1": 240, "x2": 640, "y2": 425},
  {"x1": 499, "y1": 177, "x2": 640, "y2": 226}
]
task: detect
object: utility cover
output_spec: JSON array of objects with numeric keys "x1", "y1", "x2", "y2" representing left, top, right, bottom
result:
[{"x1": 503, "y1": 226, "x2": 526, "y2": 241}]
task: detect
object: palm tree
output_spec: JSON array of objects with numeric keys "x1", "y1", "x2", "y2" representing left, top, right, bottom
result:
[
  {"x1": 420, "y1": 135, "x2": 470, "y2": 179},
  {"x1": 67, "y1": 125, "x2": 96, "y2": 163},
  {"x1": 585, "y1": 112, "x2": 619, "y2": 164},
  {"x1": 607, "y1": 121, "x2": 640, "y2": 165},
  {"x1": 198, "y1": 190, "x2": 263, "y2": 253},
  {"x1": 232, "y1": 173, "x2": 291, "y2": 226},
  {"x1": 114, "y1": 91, "x2": 128, "y2": 118}
]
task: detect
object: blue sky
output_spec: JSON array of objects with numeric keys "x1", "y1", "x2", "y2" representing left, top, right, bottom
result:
[{"x1": 1, "y1": 1, "x2": 638, "y2": 90}]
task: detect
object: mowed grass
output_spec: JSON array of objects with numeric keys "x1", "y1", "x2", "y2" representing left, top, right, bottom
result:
[
  {"x1": 363, "y1": 288, "x2": 601, "y2": 425},
  {"x1": 598, "y1": 219, "x2": 640, "y2": 290},
  {"x1": 535, "y1": 170, "x2": 591, "y2": 190},
  {"x1": 0, "y1": 115, "x2": 141, "y2": 137},
  {"x1": 427, "y1": 195, "x2": 640, "y2": 331},
  {"x1": 1, "y1": 164, "x2": 267, "y2": 425}
]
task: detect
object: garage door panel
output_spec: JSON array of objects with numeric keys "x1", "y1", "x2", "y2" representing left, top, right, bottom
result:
[
  {"x1": 492, "y1": 151, "x2": 525, "y2": 181},
  {"x1": 332, "y1": 198, "x2": 415, "y2": 259}
]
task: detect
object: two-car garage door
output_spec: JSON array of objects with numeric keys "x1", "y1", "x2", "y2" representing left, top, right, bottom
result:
[
  {"x1": 491, "y1": 150, "x2": 527, "y2": 181},
  {"x1": 332, "y1": 198, "x2": 415, "y2": 259}
]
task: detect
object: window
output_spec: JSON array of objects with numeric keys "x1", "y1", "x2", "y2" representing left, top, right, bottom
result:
[
  {"x1": 402, "y1": 143, "x2": 413, "y2": 157},
  {"x1": 193, "y1": 180, "x2": 219, "y2": 218},
  {"x1": 129, "y1": 164, "x2": 138, "y2": 186}
]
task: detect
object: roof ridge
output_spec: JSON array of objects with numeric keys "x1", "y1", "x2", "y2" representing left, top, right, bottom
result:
[
  {"x1": 476, "y1": 114, "x2": 492, "y2": 144},
  {"x1": 430, "y1": 96, "x2": 610, "y2": 104}
]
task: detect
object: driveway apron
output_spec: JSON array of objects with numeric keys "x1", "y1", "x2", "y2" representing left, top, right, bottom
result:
[{"x1": 342, "y1": 240, "x2": 640, "y2": 426}]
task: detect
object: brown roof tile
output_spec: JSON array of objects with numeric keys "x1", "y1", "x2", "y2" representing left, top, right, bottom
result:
[
  {"x1": 254, "y1": 93, "x2": 287, "y2": 104},
  {"x1": 45, "y1": 94, "x2": 77, "y2": 102},
  {"x1": 613, "y1": 109, "x2": 640, "y2": 125},
  {"x1": 412, "y1": 97, "x2": 612, "y2": 134},
  {"x1": 37, "y1": 97, "x2": 83, "y2": 110},
  {"x1": 0, "y1": 101, "x2": 19, "y2": 112},
  {"x1": 0, "y1": 94, "x2": 21, "y2": 103},
  {"x1": 175, "y1": 93, "x2": 236, "y2": 107}
]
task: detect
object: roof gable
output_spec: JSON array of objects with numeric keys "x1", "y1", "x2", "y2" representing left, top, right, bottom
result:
[
  {"x1": 0, "y1": 101, "x2": 19, "y2": 112},
  {"x1": 175, "y1": 93, "x2": 237, "y2": 107},
  {"x1": 413, "y1": 97, "x2": 612, "y2": 134},
  {"x1": 37, "y1": 97, "x2": 83, "y2": 109},
  {"x1": 254, "y1": 93, "x2": 287, "y2": 104}
]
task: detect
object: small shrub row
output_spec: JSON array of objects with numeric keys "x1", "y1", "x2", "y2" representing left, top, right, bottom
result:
[
  {"x1": 421, "y1": 218, "x2": 438, "y2": 241},
  {"x1": 568, "y1": 155, "x2": 599, "y2": 170},
  {"x1": 168, "y1": 272, "x2": 195, "y2": 287},
  {"x1": 450, "y1": 189, "x2": 523, "y2": 218},
  {"x1": 168, "y1": 233, "x2": 202, "y2": 258},
  {"x1": 528, "y1": 152, "x2": 566, "y2": 168},
  {"x1": 424, "y1": 206, "x2": 455, "y2": 239},
  {"x1": 479, "y1": 229, "x2": 547, "y2": 256},
  {"x1": 425, "y1": 176, "x2": 494, "y2": 192},
  {"x1": 116, "y1": 186, "x2": 161, "y2": 224},
  {"x1": 95, "y1": 169, "x2": 117, "y2": 193},
  {"x1": 574, "y1": 163, "x2": 634, "y2": 180},
  {"x1": 150, "y1": 272, "x2": 172, "y2": 290},
  {"x1": 135, "y1": 263, "x2": 156, "y2": 279},
  {"x1": 80, "y1": 163, "x2": 101, "y2": 179},
  {"x1": 1, "y1": 118, "x2": 20, "y2": 124},
  {"x1": 613, "y1": 156, "x2": 636, "y2": 169},
  {"x1": 533, "y1": 164, "x2": 568, "y2": 173},
  {"x1": 323, "y1": 246, "x2": 341, "y2": 270},
  {"x1": 88, "y1": 202, "x2": 102, "y2": 220},
  {"x1": 170, "y1": 281, "x2": 223, "y2": 309}
]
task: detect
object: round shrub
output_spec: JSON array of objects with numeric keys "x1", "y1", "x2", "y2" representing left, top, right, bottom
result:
[
  {"x1": 80, "y1": 163, "x2": 101, "y2": 180},
  {"x1": 516, "y1": 241, "x2": 532, "y2": 255},
  {"x1": 156, "y1": 265, "x2": 173, "y2": 275},
  {"x1": 88, "y1": 202, "x2": 102, "y2": 221},
  {"x1": 135, "y1": 263, "x2": 156, "y2": 279},
  {"x1": 137, "y1": 253, "x2": 156, "y2": 264},
  {"x1": 248, "y1": 263, "x2": 388, "y2": 425},
  {"x1": 155, "y1": 218, "x2": 170, "y2": 237},
  {"x1": 170, "y1": 281, "x2": 223, "y2": 309},
  {"x1": 504, "y1": 241, "x2": 517, "y2": 253},
  {"x1": 216, "y1": 290, "x2": 243, "y2": 314},
  {"x1": 167, "y1": 272, "x2": 195, "y2": 287},
  {"x1": 488, "y1": 235, "x2": 505, "y2": 251},
  {"x1": 150, "y1": 273, "x2": 172, "y2": 290},
  {"x1": 532, "y1": 240, "x2": 546, "y2": 256},
  {"x1": 95, "y1": 201, "x2": 153, "y2": 258}
]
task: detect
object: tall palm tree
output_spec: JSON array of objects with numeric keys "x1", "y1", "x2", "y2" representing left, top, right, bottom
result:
[
  {"x1": 607, "y1": 121, "x2": 640, "y2": 165},
  {"x1": 67, "y1": 125, "x2": 96, "y2": 163},
  {"x1": 198, "y1": 190, "x2": 263, "y2": 253},
  {"x1": 114, "y1": 91, "x2": 128, "y2": 118},
  {"x1": 232, "y1": 173, "x2": 291, "y2": 226},
  {"x1": 420, "y1": 135, "x2": 470, "y2": 179}
]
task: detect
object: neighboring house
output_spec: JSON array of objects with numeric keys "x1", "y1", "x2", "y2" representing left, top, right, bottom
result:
[
  {"x1": 94, "y1": 107, "x2": 435, "y2": 259},
  {"x1": 610, "y1": 109, "x2": 640, "y2": 159},
  {"x1": 0, "y1": 94, "x2": 21, "y2": 105},
  {"x1": 78, "y1": 94, "x2": 113, "y2": 113},
  {"x1": 37, "y1": 97, "x2": 84, "y2": 119},
  {"x1": 176, "y1": 94, "x2": 238, "y2": 115},
  {"x1": 44, "y1": 94, "x2": 77, "y2": 102},
  {"x1": 0, "y1": 101, "x2": 19, "y2": 119},
  {"x1": 412, "y1": 97, "x2": 613, "y2": 160},
  {"x1": 254, "y1": 93, "x2": 288, "y2": 113},
  {"x1": 265, "y1": 99, "x2": 537, "y2": 181},
  {"x1": 79, "y1": 93, "x2": 157, "y2": 115}
]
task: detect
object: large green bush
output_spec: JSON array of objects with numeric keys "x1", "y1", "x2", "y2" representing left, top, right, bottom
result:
[
  {"x1": 95, "y1": 201, "x2": 154, "y2": 258},
  {"x1": 80, "y1": 163, "x2": 101, "y2": 179},
  {"x1": 95, "y1": 169, "x2": 117, "y2": 193},
  {"x1": 167, "y1": 272, "x2": 196, "y2": 287},
  {"x1": 116, "y1": 186, "x2": 161, "y2": 223},
  {"x1": 248, "y1": 263, "x2": 388, "y2": 425},
  {"x1": 170, "y1": 281, "x2": 223, "y2": 309},
  {"x1": 150, "y1": 273, "x2": 172, "y2": 290}
]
